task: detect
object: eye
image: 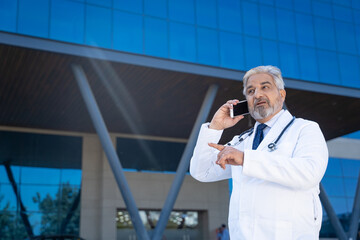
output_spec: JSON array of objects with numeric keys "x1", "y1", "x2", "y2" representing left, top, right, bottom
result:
[{"x1": 247, "y1": 89, "x2": 254, "y2": 95}]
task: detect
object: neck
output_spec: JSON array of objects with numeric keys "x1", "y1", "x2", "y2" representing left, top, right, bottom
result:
[{"x1": 257, "y1": 108, "x2": 283, "y2": 124}]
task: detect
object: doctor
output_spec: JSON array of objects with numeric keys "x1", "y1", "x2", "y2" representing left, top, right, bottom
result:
[{"x1": 190, "y1": 65, "x2": 328, "y2": 240}]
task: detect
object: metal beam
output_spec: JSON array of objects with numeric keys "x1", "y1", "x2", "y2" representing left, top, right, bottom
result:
[
  {"x1": 319, "y1": 183, "x2": 347, "y2": 240},
  {"x1": 72, "y1": 65, "x2": 150, "y2": 240},
  {"x1": 152, "y1": 85, "x2": 219, "y2": 240},
  {"x1": 348, "y1": 171, "x2": 360, "y2": 240}
]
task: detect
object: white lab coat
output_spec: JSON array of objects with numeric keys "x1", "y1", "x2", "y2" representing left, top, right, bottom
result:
[{"x1": 190, "y1": 110, "x2": 328, "y2": 240}]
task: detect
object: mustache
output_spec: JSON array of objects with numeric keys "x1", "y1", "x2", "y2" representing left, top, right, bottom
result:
[{"x1": 254, "y1": 97, "x2": 270, "y2": 106}]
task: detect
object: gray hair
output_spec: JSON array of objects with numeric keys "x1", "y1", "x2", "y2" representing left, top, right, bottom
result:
[{"x1": 242, "y1": 65, "x2": 285, "y2": 95}]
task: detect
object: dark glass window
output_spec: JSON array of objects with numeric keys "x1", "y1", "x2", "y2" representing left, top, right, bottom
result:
[
  {"x1": 144, "y1": 0, "x2": 167, "y2": 18},
  {"x1": 218, "y1": 0, "x2": 242, "y2": 33},
  {"x1": 50, "y1": 0, "x2": 84, "y2": 44},
  {"x1": 353, "y1": 0, "x2": 360, "y2": 9},
  {"x1": 0, "y1": 0, "x2": 17, "y2": 32},
  {"x1": 169, "y1": 0, "x2": 195, "y2": 24},
  {"x1": 275, "y1": 0, "x2": 292, "y2": 10},
  {"x1": 196, "y1": 0, "x2": 217, "y2": 28},
  {"x1": 322, "y1": 177, "x2": 346, "y2": 197},
  {"x1": 335, "y1": 21, "x2": 357, "y2": 54},
  {"x1": 219, "y1": 31, "x2": 245, "y2": 70},
  {"x1": 356, "y1": 26, "x2": 360, "y2": 55},
  {"x1": 87, "y1": 0, "x2": 111, "y2": 7},
  {"x1": 276, "y1": 9, "x2": 296, "y2": 43},
  {"x1": 85, "y1": 5, "x2": 112, "y2": 48},
  {"x1": 169, "y1": 22, "x2": 196, "y2": 62},
  {"x1": 114, "y1": 0, "x2": 143, "y2": 14},
  {"x1": 317, "y1": 50, "x2": 340, "y2": 85},
  {"x1": 312, "y1": 1, "x2": 333, "y2": 18},
  {"x1": 293, "y1": 0, "x2": 311, "y2": 14},
  {"x1": 326, "y1": 158, "x2": 343, "y2": 177},
  {"x1": 338, "y1": 54, "x2": 360, "y2": 88},
  {"x1": 314, "y1": 17, "x2": 336, "y2": 51},
  {"x1": 354, "y1": 9, "x2": 360, "y2": 25},
  {"x1": 260, "y1": 5, "x2": 277, "y2": 40},
  {"x1": 295, "y1": 13, "x2": 315, "y2": 47},
  {"x1": 144, "y1": 17, "x2": 168, "y2": 58},
  {"x1": 344, "y1": 178, "x2": 357, "y2": 198},
  {"x1": 242, "y1": 1, "x2": 260, "y2": 37},
  {"x1": 18, "y1": 0, "x2": 49, "y2": 38},
  {"x1": 298, "y1": 46, "x2": 318, "y2": 82},
  {"x1": 116, "y1": 137, "x2": 186, "y2": 172},
  {"x1": 333, "y1": 0, "x2": 351, "y2": 7},
  {"x1": 262, "y1": 39, "x2": 279, "y2": 67},
  {"x1": 113, "y1": 11, "x2": 143, "y2": 54},
  {"x1": 259, "y1": 0, "x2": 274, "y2": 6},
  {"x1": 333, "y1": 5, "x2": 352, "y2": 22},
  {"x1": 341, "y1": 159, "x2": 360, "y2": 178},
  {"x1": 244, "y1": 36, "x2": 262, "y2": 69},
  {"x1": 279, "y1": 43, "x2": 299, "y2": 79},
  {"x1": 197, "y1": 27, "x2": 219, "y2": 66}
]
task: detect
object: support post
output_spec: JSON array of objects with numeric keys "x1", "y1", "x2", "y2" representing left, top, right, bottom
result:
[
  {"x1": 72, "y1": 65, "x2": 150, "y2": 240},
  {"x1": 348, "y1": 171, "x2": 360, "y2": 240},
  {"x1": 320, "y1": 183, "x2": 347, "y2": 240},
  {"x1": 152, "y1": 85, "x2": 218, "y2": 240}
]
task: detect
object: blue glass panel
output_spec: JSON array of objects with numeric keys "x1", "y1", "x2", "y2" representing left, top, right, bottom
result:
[
  {"x1": 0, "y1": 0, "x2": 17, "y2": 32},
  {"x1": 113, "y1": 11, "x2": 143, "y2": 54},
  {"x1": 144, "y1": 0, "x2": 167, "y2": 18},
  {"x1": 326, "y1": 158, "x2": 343, "y2": 177},
  {"x1": 87, "y1": 0, "x2": 111, "y2": 7},
  {"x1": 275, "y1": 0, "x2": 292, "y2": 10},
  {"x1": 322, "y1": 177, "x2": 346, "y2": 197},
  {"x1": 333, "y1": 0, "x2": 351, "y2": 7},
  {"x1": 347, "y1": 197, "x2": 354, "y2": 213},
  {"x1": 197, "y1": 28, "x2": 219, "y2": 66},
  {"x1": 262, "y1": 39, "x2": 279, "y2": 66},
  {"x1": 293, "y1": 0, "x2": 311, "y2": 14},
  {"x1": 219, "y1": 31, "x2": 245, "y2": 70},
  {"x1": 114, "y1": 0, "x2": 142, "y2": 14},
  {"x1": 295, "y1": 13, "x2": 315, "y2": 47},
  {"x1": 144, "y1": 17, "x2": 168, "y2": 58},
  {"x1": 244, "y1": 37, "x2": 262, "y2": 69},
  {"x1": 314, "y1": 17, "x2": 336, "y2": 51},
  {"x1": 356, "y1": 26, "x2": 360, "y2": 55},
  {"x1": 341, "y1": 159, "x2": 360, "y2": 178},
  {"x1": 18, "y1": 0, "x2": 49, "y2": 38},
  {"x1": 312, "y1": 1, "x2": 332, "y2": 18},
  {"x1": 21, "y1": 185, "x2": 59, "y2": 211},
  {"x1": 317, "y1": 50, "x2": 340, "y2": 85},
  {"x1": 333, "y1": 5, "x2": 352, "y2": 22},
  {"x1": 196, "y1": 0, "x2": 217, "y2": 28},
  {"x1": 0, "y1": 166, "x2": 7, "y2": 183},
  {"x1": 276, "y1": 9, "x2": 296, "y2": 43},
  {"x1": 169, "y1": 22, "x2": 196, "y2": 62},
  {"x1": 298, "y1": 46, "x2": 318, "y2": 82},
  {"x1": 335, "y1": 22, "x2": 357, "y2": 54},
  {"x1": 343, "y1": 130, "x2": 360, "y2": 139},
  {"x1": 85, "y1": 5, "x2": 111, "y2": 48},
  {"x1": 329, "y1": 197, "x2": 348, "y2": 214},
  {"x1": 259, "y1": 0, "x2": 274, "y2": 5},
  {"x1": 279, "y1": 43, "x2": 299, "y2": 78},
  {"x1": 169, "y1": 0, "x2": 195, "y2": 24},
  {"x1": 338, "y1": 54, "x2": 360, "y2": 88},
  {"x1": 29, "y1": 213, "x2": 43, "y2": 236},
  {"x1": 354, "y1": 10, "x2": 360, "y2": 24},
  {"x1": 260, "y1": 5, "x2": 277, "y2": 40},
  {"x1": 50, "y1": 0, "x2": 84, "y2": 44},
  {"x1": 61, "y1": 169, "x2": 82, "y2": 185},
  {"x1": 21, "y1": 167, "x2": 60, "y2": 185},
  {"x1": 218, "y1": 0, "x2": 242, "y2": 33},
  {"x1": 353, "y1": 0, "x2": 360, "y2": 9},
  {"x1": 0, "y1": 184, "x2": 17, "y2": 210},
  {"x1": 344, "y1": 178, "x2": 357, "y2": 198},
  {"x1": 242, "y1": 2, "x2": 259, "y2": 37}
]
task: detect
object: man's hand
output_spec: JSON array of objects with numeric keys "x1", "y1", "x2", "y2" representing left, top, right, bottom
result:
[
  {"x1": 208, "y1": 143, "x2": 244, "y2": 169},
  {"x1": 209, "y1": 99, "x2": 244, "y2": 130}
]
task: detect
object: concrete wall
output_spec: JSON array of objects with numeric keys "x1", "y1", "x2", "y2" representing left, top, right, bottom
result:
[{"x1": 80, "y1": 135, "x2": 230, "y2": 240}]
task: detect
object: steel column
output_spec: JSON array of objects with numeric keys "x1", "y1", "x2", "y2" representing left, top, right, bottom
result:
[
  {"x1": 320, "y1": 183, "x2": 347, "y2": 240},
  {"x1": 152, "y1": 85, "x2": 219, "y2": 240},
  {"x1": 348, "y1": 171, "x2": 360, "y2": 240},
  {"x1": 72, "y1": 65, "x2": 150, "y2": 240}
]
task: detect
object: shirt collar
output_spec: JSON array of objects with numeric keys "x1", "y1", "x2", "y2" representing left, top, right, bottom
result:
[{"x1": 254, "y1": 109, "x2": 285, "y2": 129}]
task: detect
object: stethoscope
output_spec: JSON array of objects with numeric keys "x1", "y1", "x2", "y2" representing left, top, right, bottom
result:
[{"x1": 227, "y1": 116, "x2": 296, "y2": 152}]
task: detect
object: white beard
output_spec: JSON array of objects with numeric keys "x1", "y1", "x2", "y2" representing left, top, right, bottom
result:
[{"x1": 250, "y1": 95, "x2": 283, "y2": 120}]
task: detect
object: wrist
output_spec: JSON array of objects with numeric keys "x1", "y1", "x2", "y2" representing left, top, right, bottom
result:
[{"x1": 209, "y1": 122, "x2": 223, "y2": 130}]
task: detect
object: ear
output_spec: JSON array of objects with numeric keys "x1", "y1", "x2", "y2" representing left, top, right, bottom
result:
[{"x1": 280, "y1": 89, "x2": 286, "y2": 101}]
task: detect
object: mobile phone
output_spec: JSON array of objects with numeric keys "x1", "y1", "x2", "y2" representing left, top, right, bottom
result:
[{"x1": 230, "y1": 100, "x2": 249, "y2": 118}]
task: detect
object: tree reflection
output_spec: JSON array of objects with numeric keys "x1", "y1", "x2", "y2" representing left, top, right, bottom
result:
[{"x1": 0, "y1": 195, "x2": 27, "y2": 239}]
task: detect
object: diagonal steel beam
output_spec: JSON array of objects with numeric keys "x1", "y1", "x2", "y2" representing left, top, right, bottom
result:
[
  {"x1": 152, "y1": 85, "x2": 218, "y2": 240},
  {"x1": 72, "y1": 65, "x2": 150, "y2": 240},
  {"x1": 320, "y1": 183, "x2": 347, "y2": 240},
  {"x1": 348, "y1": 171, "x2": 360, "y2": 240}
]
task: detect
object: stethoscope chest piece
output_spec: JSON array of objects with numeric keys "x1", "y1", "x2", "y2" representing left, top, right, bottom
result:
[{"x1": 267, "y1": 143, "x2": 277, "y2": 152}]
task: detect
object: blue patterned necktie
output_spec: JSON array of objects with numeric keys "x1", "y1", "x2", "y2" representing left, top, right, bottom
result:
[{"x1": 252, "y1": 123, "x2": 267, "y2": 150}]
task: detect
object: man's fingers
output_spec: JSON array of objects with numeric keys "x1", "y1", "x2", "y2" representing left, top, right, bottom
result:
[{"x1": 208, "y1": 143, "x2": 225, "y2": 151}]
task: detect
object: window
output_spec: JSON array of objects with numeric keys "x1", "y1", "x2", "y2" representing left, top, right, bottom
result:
[
  {"x1": 312, "y1": 1, "x2": 332, "y2": 18},
  {"x1": 333, "y1": 5, "x2": 352, "y2": 22},
  {"x1": 276, "y1": 9, "x2": 296, "y2": 43},
  {"x1": 335, "y1": 21, "x2": 357, "y2": 54},
  {"x1": 168, "y1": 0, "x2": 195, "y2": 24},
  {"x1": 0, "y1": 0, "x2": 17, "y2": 32},
  {"x1": 295, "y1": 13, "x2": 315, "y2": 47},
  {"x1": 218, "y1": 0, "x2": 242, "y2": 33},
  {"x1": 144, "y1": 0, "x2": 167, "y2": 18},
  {"x1": 314, "y1": 17, "x2": 336, "y2": 51},
  {"x1": 197, "y1": 27, "x2": 219, "y2": 66},
  {"x1": 262, "y1": 39, "x2": 279, "y2": 67},
  {"x1": 144, "y1": 17, "x2": 168, "y2": 58},
  {"x1": 279, "y1": 43, "x2": 299, "y2": 79},
  {"x1": 219, "y1": 32, "x2": 245, "y2": 70},
  {"x1": 293, "y1": 0, "x2": 311, "y2": 14},
  {"x1": 85, "y1": 5, "x2": 112, "y2": 48},
  {"x1": 298, "y1": 46, "x2": 318, "y2": 82},
  {"x1": 242, "y1": 2, "x2": 259, "y2": 37},
  {"x1": 244, "y1": 36, "x2": 261, "y2": 69},
  {"x1": 18, "y1": 0, "x2": 49, "y2": 38},
  {"x1": 87, "y1": 0, "x2": 111, "y2": 7},
  {"x1": 338, "y1": 54, "x2": 360, "y2": 88},
  {"x1": 317, "y1": 50, "x2": 340, "y2": 85},
  {"x1": 259, "y1": 5, "x2": 277, "y2": 40},
  {"x1": 196, "y1": 0, "x2": 217, "y2": 28},
  {"x1": 114, "y1": 0, "x2": 142, "y2": 14},
  {"x1": 169, "y1": 22, "x2": 196, "y2": 62}
]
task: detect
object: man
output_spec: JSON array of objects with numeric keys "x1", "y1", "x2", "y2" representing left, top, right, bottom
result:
[{"x1": 190, "y1": 66, "x2": 328, "y2": 240}]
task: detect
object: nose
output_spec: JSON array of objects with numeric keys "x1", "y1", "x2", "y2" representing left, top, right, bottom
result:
[{"x1": 253, "y1": 88, "x2": 263, "y2": 99}]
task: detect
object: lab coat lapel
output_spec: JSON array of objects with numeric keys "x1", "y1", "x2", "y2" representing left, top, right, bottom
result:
[{"x1": 257, "y1": 110, "x2": 293, "y2": 151}]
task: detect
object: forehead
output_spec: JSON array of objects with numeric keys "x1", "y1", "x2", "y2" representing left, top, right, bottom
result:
[{"x1": 246, "y1": 73, "x2": 275, "y2": 87}]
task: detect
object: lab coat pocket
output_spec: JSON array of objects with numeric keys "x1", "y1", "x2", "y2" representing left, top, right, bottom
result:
[{"x1": 254, "y1": 217, "x2": 293, "y2": 240}]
